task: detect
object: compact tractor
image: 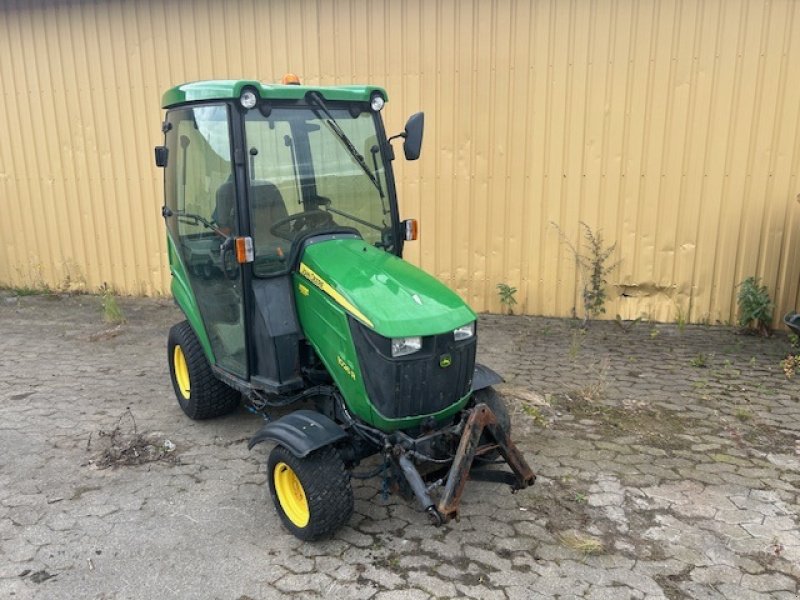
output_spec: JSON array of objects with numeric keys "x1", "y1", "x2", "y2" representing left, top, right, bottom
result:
[{"x1": 155, "y1": 76, "x2": 535, "y2": 540}]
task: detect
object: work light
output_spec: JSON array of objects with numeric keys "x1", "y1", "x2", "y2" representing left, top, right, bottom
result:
[
  {"x1": 370, "y1": 93, "x2": 385, "y2": 112},
  {"x1": 240, "y1": 90, "x2": 258, "y2": 109}
]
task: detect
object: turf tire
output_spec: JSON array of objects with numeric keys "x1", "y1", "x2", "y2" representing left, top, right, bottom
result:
[
  {"x1": 167, "y1": 320, "x2": 240, "y2": 419},
  {"x1": 267, "y1": 445, "x2": 354, "y2": 541}
]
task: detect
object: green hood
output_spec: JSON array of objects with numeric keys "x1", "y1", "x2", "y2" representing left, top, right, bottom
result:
[{"x1": 299, "y1": 238, "x2": 475, "y2": 338}]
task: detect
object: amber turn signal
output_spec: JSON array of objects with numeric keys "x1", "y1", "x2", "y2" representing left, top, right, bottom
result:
[
  {"x1": 403, "y1": 219, "x2": 418, "y2": 241},
  {"x1": 235, "y1": 236, "x2": 254, "y2": 263}
]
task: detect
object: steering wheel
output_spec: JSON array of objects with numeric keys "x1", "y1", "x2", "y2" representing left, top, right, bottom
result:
[{"x1": 269, "y1": 210, "x2": 334, "y2": 241}]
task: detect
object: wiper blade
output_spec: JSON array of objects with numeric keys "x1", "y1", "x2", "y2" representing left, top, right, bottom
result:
[{"x1": 306, "y1": 92, "x2": 384, "y2": 198}]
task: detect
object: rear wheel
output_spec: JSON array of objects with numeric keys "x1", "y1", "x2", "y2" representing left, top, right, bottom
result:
[
  {"x1": 167, "y1": 321, "x2": 240, "y2": 419},
  {"x1": 267, "y1": 445, "x2": 354, "y2": 541}
]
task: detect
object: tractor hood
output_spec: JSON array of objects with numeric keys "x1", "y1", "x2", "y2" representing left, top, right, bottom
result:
[{"x1": 299, "y1": 238, "x2": 476, "y2": 338}]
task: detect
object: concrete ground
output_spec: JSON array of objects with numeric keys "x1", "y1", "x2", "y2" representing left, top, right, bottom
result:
[{"x1": 1, "y1": 293, "x2": 799, "y2": 600}]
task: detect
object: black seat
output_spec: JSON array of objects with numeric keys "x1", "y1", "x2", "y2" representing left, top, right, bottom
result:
[
  {"x1": 215, "y1": 179, "x2": 289, "y2": 247},
  {"x1": 249, "y1": 181, "x2": 289, "y2": 245}
]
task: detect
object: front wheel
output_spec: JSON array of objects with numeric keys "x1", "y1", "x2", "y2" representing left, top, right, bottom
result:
[
  {"x1": 267, "y1": 445, "x2": 354, "y2": 541},
  {"x1": 167, "y1": 321, "x2": 240, "y2": 419}
]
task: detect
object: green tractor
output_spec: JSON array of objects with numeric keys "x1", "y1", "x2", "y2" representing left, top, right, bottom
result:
[{"x1": 155, "y1": 76, "x2": 535, "y2": 540}]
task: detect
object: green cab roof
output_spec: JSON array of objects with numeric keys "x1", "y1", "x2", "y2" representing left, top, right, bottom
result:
[{"x1": 161, "y1": 79, "x2": 388, "y2": 109}]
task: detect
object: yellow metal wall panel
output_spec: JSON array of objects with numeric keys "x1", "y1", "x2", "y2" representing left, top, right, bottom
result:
[{"x1": 0, "y1": 0, "x2": 799, "y2": 326}]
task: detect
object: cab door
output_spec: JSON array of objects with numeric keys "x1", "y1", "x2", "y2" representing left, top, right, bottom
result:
[{"x1": 163, "y1": 104, "x2": 247, "y2": 377}]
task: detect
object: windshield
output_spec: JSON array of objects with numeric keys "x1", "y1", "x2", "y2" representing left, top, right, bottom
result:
[{"x1": 244, "y1": 105, "x2": 393, "y2": 277}]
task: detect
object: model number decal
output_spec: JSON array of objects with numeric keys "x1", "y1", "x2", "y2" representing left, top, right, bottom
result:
[{"x1": 337, "y1": 355, "x2": 357, "y2": 381}]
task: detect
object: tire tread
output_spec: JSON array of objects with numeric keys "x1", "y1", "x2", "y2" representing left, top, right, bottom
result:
[
  {"x1": 168, "y1": 320, "x2": 239, "y2": 420},
  {"x1": 268, "y1": 445, "x2": 354, "y2": 541}
]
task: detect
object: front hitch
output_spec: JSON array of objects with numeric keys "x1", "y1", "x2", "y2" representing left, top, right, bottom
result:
[{"x1": 392, "y1": 402, "x2": 536, "y2": 525}]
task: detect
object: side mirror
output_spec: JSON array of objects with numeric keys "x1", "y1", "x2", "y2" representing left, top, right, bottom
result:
[
  {"x1": 154, "y1": 146, "x2": 168, "y2": 168},
  {"x1": 403, "y1": 112, "x2": 424, "y2": 161}
]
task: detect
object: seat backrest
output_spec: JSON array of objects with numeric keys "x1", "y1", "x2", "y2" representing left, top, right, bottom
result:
[
  {"x1": 214, "y1": 180, "x2": 236, "y2": 231},
  {"x1": 249, "y1": 181, "x2": 288, "y2": 248},
  {"x1": 214, "y1": 180, "x2": 288, "y2": 244}
]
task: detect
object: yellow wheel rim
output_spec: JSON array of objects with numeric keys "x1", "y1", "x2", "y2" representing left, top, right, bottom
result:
[
  {"x1": 273, "y1": 462, "x2": 310, "y2": 528},
  {"x1": 173, "y1": 345, "x2": 191, "y2": 400}
]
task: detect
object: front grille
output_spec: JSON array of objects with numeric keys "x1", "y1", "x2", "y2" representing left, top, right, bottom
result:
[{"x1": 349, "y1": 318, "x2": 476, "y2": 420}]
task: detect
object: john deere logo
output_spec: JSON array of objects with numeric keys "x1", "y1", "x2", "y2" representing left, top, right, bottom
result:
[{"x1": 439, "y1": 354, "x2": 452, "y2": 368}]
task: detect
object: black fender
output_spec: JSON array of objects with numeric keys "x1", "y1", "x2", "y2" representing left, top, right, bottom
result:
[
  {"x1": 471, "y1": 363, "x2": 504, "y2": 392},
  {"x1": 247, "y1": 410, "x2": 348, "y2": 458}
]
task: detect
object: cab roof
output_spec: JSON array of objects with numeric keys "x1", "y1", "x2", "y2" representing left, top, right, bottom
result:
[{"x1": 161, "y1": 79, "x2": 388, "y2": 109}]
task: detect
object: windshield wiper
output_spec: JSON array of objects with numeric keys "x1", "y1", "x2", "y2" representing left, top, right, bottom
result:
[{"x1": 306, "y1": 92, "x2": 384, "y2": 199}]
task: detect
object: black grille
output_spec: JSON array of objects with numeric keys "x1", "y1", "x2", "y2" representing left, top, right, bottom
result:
[{"x1": 349, "y1": 318, "x2": 476, "y2": 420}]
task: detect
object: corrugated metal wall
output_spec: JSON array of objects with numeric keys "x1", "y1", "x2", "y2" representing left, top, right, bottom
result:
[{"x1": 1, "y1": 0, "x2": 799, "y2": 324}]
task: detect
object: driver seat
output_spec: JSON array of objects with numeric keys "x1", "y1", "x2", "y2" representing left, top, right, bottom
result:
[
  {"x1": 249, "y1": 180, "x2": 289, "y2": 250},
  {"x1": 215, "y1": 180, "x2": 289, "y2": 248}
]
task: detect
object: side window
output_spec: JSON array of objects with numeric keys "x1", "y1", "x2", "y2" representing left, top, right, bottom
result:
[
  {"x1": 163, "y1": 104, "x2": 247, "y2": 377},
  {"x1": 165, "y1": 105, "x2": 235, "y2": 236}
]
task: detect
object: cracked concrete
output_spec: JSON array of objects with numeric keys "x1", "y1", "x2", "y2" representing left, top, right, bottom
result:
[{"x1": 1, "y1": 293, "x2": 799, "y2": 599}]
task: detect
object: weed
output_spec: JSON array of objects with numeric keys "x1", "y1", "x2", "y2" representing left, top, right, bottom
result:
[
  {"x1": 558, "y1": 531, "x2": 604, "y2": 555},
  {"x1": 14, "y1": 261, "x2": 49, "y2": 293},
  {"x1": 781, "y1": 354, "x2": 800, "y2": 380},
  {"x1": 100, "y1": 283, "x2": 126, "y2": 324},
  {"x1": 572, "y1": 492, "x2": 587, "y2": 504},
  {"x1": 496, "y1": 283, "x2": 518, "y2": 315},
  {"x1": 734, "y1": 407, "x2": 753, "y2": 422},
  {"x1": 6, "y1": 285, "x2": 51, "y2": 296},
  {"x1": 690, "y1": 353, "x2": 708, "y2": 368},
  {"x1": 552, "y1": 222, "x2": 619, "y2": 325},
  {"x1": 572, "y1": 359, "x2": 609, "y2": 403},
  {"x1": 675, "y1": 303, "x2": 688, "y2": 333},
  {"x1": 650, "y1": 327, "x2": 660, "y2": 339},
  {"x1": 521, "y1": 404, "x2": 548, "y2": 428},
  {"x1": 737, "y1": 276, "x2": 772, "y2": 336},
  {"x1": 789, "y1": 333, "x2": 799, "y2": 349},
  {"x1": 58, "y1": 260, "x2": 87, "y2": 294},
  {"x1": 568, "y1": 328, "x2": 585, "y2": 359},
  {"x1": 614, "y1": 314, "x2": 642, "y2": 332}
]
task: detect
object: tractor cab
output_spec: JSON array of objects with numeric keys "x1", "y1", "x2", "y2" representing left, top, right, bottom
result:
[
  {"x1": 156, "y1": 79, "x2": 422, "y2": 396},
  {"x1": 156, "y1": 78, "x2": 535, "y2": 540}
]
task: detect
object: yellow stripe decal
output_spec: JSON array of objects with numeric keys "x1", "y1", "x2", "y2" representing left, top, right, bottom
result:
[{"x1": 299, "y1": 263, "x2": 374, "y2": 328}]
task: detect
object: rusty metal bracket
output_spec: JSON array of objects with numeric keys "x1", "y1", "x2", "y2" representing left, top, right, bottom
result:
[{"x1": 436, "y1": 403, "x2": 536, "y2": 523}]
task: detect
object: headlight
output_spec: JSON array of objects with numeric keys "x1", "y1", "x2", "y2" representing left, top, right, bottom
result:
[
  {"x1": 454, "y1": 322, "x2": 475, "y2": 341},
  {"x1": 370, "y1": 93, "x2": 385, "y2": 111},
  {"x1": 240, "y1": 89, "x2": 258, "y2": 109},
  {"x1": 391, "y1": 336, "x2": 421, "y2": 357}
]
